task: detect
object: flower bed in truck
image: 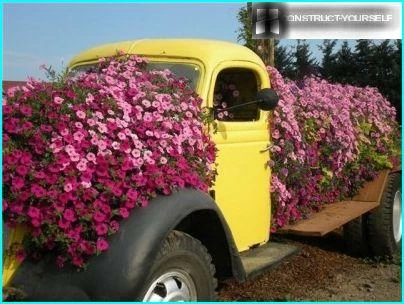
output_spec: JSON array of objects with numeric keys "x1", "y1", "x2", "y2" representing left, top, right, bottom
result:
[
  {"x1": 267, "y1": 67, "x2": 400, "y2": 229},
  {"x1": 3, "y1": 55, "x2": 216, "y2": 268},
  {"x1": 2, "y1": 56, "x2": 399, "y2": 269}
]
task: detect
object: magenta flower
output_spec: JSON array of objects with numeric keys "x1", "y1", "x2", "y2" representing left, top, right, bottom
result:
[
  {"x1": 119, "y1": 208, "x2": 129, "y2": 219},
  {"x1": 126, "y1": 189, "x2": 138, "y2": 201},
  {"x1": 16, "y1": 165, "x2": 29, "y2": 176},
  {"x1": 93, "y1": 211, "x2": 106, "y2": 223},
  {"x1": 95, "y1": 223, "x2": 108, "y2": 236},
  {"x1": 63, "y1": 209, "x2": 76, "y2": 222},
  {"x1": 31, "y1": 184, "x2": 46, "y2": 198},
  {"x1": 20, "y1": 105, "x2": 32, "y2": 117},
  {"x1": 96, "y1": 238, "x2": 109, "y2": 252},
  {"x1": 27, "y1": 207, "x2": 40, "y2": 218}
]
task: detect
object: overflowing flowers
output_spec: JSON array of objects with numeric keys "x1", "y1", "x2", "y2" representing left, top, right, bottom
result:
[
  {"x1": 3, "y1": 55, "x2": 216, "y2": 268},
  {"x1": 2, "y1": 55, "x2": 400, "y2": 268},
  {"x1": 267, "y1": 67, "x2": 400, "y2": 229}
]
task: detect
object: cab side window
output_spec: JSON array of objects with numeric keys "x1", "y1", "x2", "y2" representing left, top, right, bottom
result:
[{"x1": 214, "y1": 68, "x2": 260, "y2": 121}]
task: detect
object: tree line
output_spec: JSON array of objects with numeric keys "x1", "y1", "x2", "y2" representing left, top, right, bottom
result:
[{"x1": 236, "y1": 6, "x2": 402, "y2": 121}]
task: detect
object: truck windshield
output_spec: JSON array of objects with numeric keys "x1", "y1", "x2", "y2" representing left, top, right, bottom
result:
[{"x1": 70, "y1": 61, "x2": 200, "y2": 90}]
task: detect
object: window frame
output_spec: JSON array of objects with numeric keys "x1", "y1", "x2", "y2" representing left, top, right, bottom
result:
[{"x1": 208, "y1": 61, "x2": 270, "y2": 130}]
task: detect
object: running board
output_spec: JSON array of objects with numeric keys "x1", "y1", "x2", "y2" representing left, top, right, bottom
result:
[{"x1": 240, "y1": 242, "x2": 299, "y2": 280}]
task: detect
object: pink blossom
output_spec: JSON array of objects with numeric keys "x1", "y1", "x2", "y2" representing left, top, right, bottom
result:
[
  {"x1": 64, "y1": 183, "x2": 73, "y2": 192},
  {"x1": 96, "y1": 238, "x2": 109, "y2": 252},
  {"x1": 76, "y1": 110, "x2": 86, "y2": 119},
  {"x1": 75, "y1": 122, "x2": 83, "y2": 129},
  {"x1": 93, "y1": 211, "x2": 106, "y2": 223},
  {"x1": 70, "y1": 154, "x2": 80, "y2": 162},
  {"x1": 86, "y1": 152, "x2": 96, "y2": 163},
  {"x1": 54, "y1": 96, "x2": 64, "y2": 105},
  {"x1": 76, "y1": 159, "x2": 88, "y2": 172},
  {"x1": 73, "y1": 131, "x2": 85, "y2": 142},
  {"x1": 119, "y1": 208, "x2": 129, "y2": 218},
  {"x1": 85, "y1": 93, "x2": 94, "y2": 104},
  {"x1": 27, "y1": 206, "x2": 41, "y2": 218},
  {"x1": 16, "y1": 165, "x2": 29, "y2": 176},
  {"x1": 63, "y1": 209, "x2": 76, "y2": 222},
  {"x1": 87, "y1": 118, "x2": 96, "y2": 126},
  {"x1": 95, "y1": 223, "x2": 108, "y2": 236}
]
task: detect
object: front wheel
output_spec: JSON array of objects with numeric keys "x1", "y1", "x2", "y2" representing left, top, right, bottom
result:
[
  {"x1": 367, "y1": 172, "x2": 402, "y2": 257},
  {"x1": 141, "y1": 231, "x2": 217, "y2": 302}
]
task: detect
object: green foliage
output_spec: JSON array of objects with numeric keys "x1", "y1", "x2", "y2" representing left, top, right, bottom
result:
[
  {"x1": 294, "y1": 40, "x2": 318, "y2": 78},
  {"x1": 236, "y1": 4, "x2": 258, "y2": 53},
  {"x1": 318, "y1": 39, "x2": 338, "y2": 80},
  {"x1": 274, "y1": 40, "x2": 294, "y2": 78}
]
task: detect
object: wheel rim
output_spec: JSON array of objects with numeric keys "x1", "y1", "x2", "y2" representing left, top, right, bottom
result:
[
  {"x1": 392, "y1": 190, "x2": 402, "y2": 243},
  {"x1": 142, "y1": 269, "x2": 197, "y2": 302}
]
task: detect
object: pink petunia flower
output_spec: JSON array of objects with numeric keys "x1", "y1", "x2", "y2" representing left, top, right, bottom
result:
[
  {"x1": 64, "y1": 183, "x2": 73, "y2": 192},
  {"x1": 95, "y1": 223, "x2": 108, "y2": 236},
  {"x1": 96, "y1": 238, "x2": 109, "y2": 252},
  {"x1": 119, "y1": 208, "x2": 129, "y2": 218},
  {"x1": 63, "y1": 209, "x2": 76, "y2": 222},
  {"x1": 54, "y1": 96, "x2": 64, "y2": 105},
  {"x1": 76, "y1": 110, "x2": 86, "y2": 119}
]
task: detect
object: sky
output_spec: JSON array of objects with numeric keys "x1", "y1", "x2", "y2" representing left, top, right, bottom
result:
[{"x1": 4, "y1": 3, "x2": 354, "y2": 80}]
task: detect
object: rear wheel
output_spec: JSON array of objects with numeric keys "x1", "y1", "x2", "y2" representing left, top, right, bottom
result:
[
  {"x1": 343, "y1": 215, "x2": 369, "y2": 256},
  {"x1": 367, "y1": 173, "x2": 402, "y2": 257},
  {"x1": 141, "y1": 231, "x2": 217, "y2": 301}
]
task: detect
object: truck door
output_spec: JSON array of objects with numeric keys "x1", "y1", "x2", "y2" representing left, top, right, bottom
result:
[{"x1": 209, "y1": 62, "x2": 272, "y2": 252}]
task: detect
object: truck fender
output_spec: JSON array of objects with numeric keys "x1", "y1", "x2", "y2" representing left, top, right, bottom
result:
[{"x1": 10, "y1": 188, "x2": 245, "y2": 301}]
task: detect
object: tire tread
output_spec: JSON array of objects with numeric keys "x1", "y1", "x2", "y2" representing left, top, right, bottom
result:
[
  {"x1": 155, "y1": 230, "x2": 217, "y2": 300},
  {"x1": 367, "y1": 172, "x2": 401, "y2": 257}
]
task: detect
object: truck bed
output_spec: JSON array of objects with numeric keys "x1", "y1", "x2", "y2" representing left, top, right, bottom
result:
[{"x1": 277, "y1": 170, "x2": 389, "y2": 237}]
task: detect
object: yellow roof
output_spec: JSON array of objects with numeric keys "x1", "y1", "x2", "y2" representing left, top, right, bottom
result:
[{"x1": 69, "y1": 39, "x2": 265, "y2": 68}]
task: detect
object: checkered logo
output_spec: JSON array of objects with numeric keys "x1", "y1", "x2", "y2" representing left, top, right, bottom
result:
[
  {"x1": 256, "y1": 8, "x2": 279, "y2": 35},
  {"x1": 252, "y1": 3, "x2": 286, "y2": 38}
]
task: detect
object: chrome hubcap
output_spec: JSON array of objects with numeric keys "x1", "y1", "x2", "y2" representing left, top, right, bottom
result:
[
  {"x1": 392, "y1": 190, "x2": 402, "y2": 243},
  {"x1": 142, "y1": 270, "x2": 197, "y2": 302}
]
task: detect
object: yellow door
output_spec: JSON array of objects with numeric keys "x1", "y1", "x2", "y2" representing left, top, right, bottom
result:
[{"x1": 209, "y1": 61, "x2": 272, "y2": 252}]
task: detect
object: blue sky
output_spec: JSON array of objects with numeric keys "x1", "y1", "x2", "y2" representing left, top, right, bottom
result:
[{"x1": 4, "y1": 3, "x2": 352, "y2": 80}]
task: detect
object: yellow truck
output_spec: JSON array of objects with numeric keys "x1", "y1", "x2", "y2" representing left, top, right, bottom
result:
[{"x1": 3, "y1": 39, "x2": 402, "y2": 301}]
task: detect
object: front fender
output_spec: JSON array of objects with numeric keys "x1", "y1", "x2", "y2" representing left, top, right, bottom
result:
[{"x1": 10, "y1": 188, "x2": 244, "y2": 301}]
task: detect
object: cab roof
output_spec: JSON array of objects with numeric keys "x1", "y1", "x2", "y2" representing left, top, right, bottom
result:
[{"x1": 69, "y1": 39, "x2": 265, "y2": 68}]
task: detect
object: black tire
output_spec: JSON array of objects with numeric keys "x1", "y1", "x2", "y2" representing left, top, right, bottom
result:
[
  {"x1": 367, "y1": 172, "x2": 402, "y2": 257},
  {"x1": 140, "y1": 230, "x2": 217, "y2": 301},
  {"x1": 343, "y1": 215, "x2": 369, "y2": 256}
]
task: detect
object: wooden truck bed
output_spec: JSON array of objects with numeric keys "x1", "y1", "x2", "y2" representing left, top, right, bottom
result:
[{"x1": 278, "y1": 170, "x2": 390, "y2": 236}]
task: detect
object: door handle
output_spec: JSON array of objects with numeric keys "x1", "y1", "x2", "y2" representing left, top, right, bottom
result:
[{"x1": 260, "y1": 143, "x2": 273, "y2": 153}]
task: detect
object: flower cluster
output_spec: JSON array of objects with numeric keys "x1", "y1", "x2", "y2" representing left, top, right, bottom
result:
[
  {"x1": 213, "y1": 81, "x2": 239, "y2": 120},
  {"x1": 3, "y1": 55, "x2": 216, "y2": 268},
  {"x1": 267, "y1": 67, "x2": 400, "y2": 229}
]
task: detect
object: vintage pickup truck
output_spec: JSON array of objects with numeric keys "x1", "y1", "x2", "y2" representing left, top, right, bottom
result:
[{"x1": 3, "y1": 39, "x2": 401, "y2": 301}]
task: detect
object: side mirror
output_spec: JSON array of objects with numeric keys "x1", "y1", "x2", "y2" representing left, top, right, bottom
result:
[{"x1": 257, "y1": 88, "x2": 279, "y2": 111}]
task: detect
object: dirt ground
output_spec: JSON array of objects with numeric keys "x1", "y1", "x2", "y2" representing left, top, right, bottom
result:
[{"x1": 218, "y1": 233, "x2": 402, "y2": 301}]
